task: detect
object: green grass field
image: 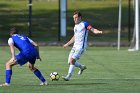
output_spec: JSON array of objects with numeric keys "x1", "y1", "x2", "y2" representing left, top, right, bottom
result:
[{"x1": 0, "y1": 46, "x2": 140, "y2": 93}]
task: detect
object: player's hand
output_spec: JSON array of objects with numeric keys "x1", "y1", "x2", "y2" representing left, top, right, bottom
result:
[
  {"x1": 38, "y1": 57, "x2": 42, "y2": 61},
  {"x1": 37, "y1": 56, "x2": 42, "y2": 61},
  {"x1": 63, "y1": 44, "x2": 69, "y2": 48},
  {"x1": 39, "y1": 58, "x2": 42, "y2": 61},
  {"x1": 94, "y1": 30, "x2": 103, "y2": 34},
  {"x1": 92, "y1": 28, "x2": 103, "y2": 34},
  {"x1": 10, "y1": 57, "x2": 16, "y2": 62},
  {"x1": 98, "y1": 31, "x2": 103, "y2": 34}
]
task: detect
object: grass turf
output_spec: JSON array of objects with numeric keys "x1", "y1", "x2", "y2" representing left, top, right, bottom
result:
[{"x1": 0, "y1": 46, "x2": 140, "y2": 93}]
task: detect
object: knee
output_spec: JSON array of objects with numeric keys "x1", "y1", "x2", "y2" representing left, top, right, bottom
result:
[
  {"x1": 5, "y1": 60, "x2": 13, "y2": 67},
  {"x1": 70, "y1": 58, "x2": 76, "y2": 65},
  {"x1": 28, "y1": 65, "x2": 36, "y2": 72},
  {"x1": 5, "y1": 62, "x2": 13, "y2": 70},
  {"x1": 6, "y1": 62, "x2": 10, "y2": 67},
  {"x1": 5, "y1": 58, "x2": 17, "y2": 69},
  {"x1": 28, "y1": 65, "x2": 33, "y2": 71}
]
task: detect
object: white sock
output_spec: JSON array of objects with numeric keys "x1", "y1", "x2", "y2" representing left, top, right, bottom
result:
[
  {"x1": 67, "y1": 65, "x2": 75, "y2": 78},
  {"x1": 75, "y1": 61, "x2": 82, "y2": 69}
]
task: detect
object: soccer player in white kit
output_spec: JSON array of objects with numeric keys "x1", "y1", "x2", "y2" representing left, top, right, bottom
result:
[{"x1": 62, "y1": 11, "x2": 103, "y2": 81}]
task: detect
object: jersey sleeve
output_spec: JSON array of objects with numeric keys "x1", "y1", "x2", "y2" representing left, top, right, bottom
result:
[
  {"x1": 84, "y1": 22, "x2": 94, "y2": 30},
  {"x1": 8, "y1": 38, "x2": 14, "y2": 45}
]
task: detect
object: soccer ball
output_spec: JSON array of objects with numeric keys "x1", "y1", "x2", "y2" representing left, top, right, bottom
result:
[{"x1": 50, "y1": 72, "x2": 60, "y2": 81}]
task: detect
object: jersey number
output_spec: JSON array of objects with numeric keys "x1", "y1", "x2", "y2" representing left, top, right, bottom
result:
[{"x1": 17, "y1": 35, "x2": 26, "y2": 40}]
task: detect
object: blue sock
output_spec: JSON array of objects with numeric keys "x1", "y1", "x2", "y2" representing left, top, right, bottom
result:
[
  {"x1": 6, "y1": 70, "x2": 12, "y2": 84},
  {"x1": 34, "y1": 69, "x2": 46, "y2": 82}
]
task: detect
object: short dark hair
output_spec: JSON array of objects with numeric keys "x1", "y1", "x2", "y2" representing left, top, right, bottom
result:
[
  {"x1": 10, "y1": 27, "x2": 19, "y2": 34},
  {"x1": 73, "y1": 10, "x2": 82, "y2": 17}
]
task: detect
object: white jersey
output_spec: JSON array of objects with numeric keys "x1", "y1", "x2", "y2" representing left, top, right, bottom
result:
[{"x1": 73, "y1": 21, "x2": 93, "y2": 49}]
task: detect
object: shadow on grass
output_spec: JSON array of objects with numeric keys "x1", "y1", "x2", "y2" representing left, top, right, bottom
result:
[{"x1": 0, "y1": 2, "x2": 133, "y2": 43}]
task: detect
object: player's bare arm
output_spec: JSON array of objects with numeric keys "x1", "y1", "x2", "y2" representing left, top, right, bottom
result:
[
  {"x1": 31, "y1": 41, "x2": 38, "y2": 46},
  {"x1": 63, "y1": 36, "x2": 75, "y2": 48},
  {"x1": 90, "y1": 28, "x2": 102, "y2": 34},
  {"x1": 9, "y1": 43, "x2": 16, "y2": 61}
]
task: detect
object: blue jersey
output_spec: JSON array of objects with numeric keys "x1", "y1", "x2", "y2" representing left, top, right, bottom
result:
[
  {"x1": 11, "y1": 34, "x2": 35, "y2": 53},
  {"x1": 8, "y1": 34, "x2": 37, "y2": 65}
]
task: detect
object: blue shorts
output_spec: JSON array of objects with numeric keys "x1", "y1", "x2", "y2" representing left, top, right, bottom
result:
[{"x1": 16, "y1": 52, "x2": 36, "y2": 66}]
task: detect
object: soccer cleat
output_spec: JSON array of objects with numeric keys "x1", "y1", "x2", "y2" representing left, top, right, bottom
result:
[
  {"x1": 78, "y1": 65, "x2": 87, "y2": 75},
  {"x1": 0, "y1": 83, "x2": 10, "y2": 87},
  {"x1": 40, "y1": 81, "x2": 48, "y2": 86},
  {"x1": 62, "y1": 76, "x2": 70, "y2": 81}
]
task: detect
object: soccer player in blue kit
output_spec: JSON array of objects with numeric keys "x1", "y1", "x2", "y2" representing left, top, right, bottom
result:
[
  {"x1": 0, "y1": 27, "x2": 47, "y2": 86},
  {"x1": 62, "y1": 11, "x2": 102, "y2": 81}
]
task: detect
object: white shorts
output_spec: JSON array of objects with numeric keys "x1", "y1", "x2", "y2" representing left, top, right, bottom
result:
[{"x1": 68, "y1": 47, "x2": 85, "y2": 64}]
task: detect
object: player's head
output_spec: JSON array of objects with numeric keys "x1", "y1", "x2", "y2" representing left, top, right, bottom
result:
[
  {"x1": 73, "y1": 11, "x2": 82, "y2": 24},
  {"x1": 9, "y1": 27, "x2": 19, "y2": 36}
]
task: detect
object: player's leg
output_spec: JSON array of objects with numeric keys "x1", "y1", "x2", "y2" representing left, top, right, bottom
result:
[
  {"x1": 62, "y1": 57, "x2": 76, "y2": 81},
  {"x1": 74, "y1": 49, "x2": 87, "y2": 75},
  {"x1": 0, "y1": 58, "x2": 17, "y2": 86},
  {"x1": 62, "y1": 48, "x2": 75, "y2": 81},
  {"x1": 27, "y1": 63, "x2": 47, "y2": 85},
  {"x1": 74, "y1": 49, "x2": 84, "y2": 68},
  {"x1": 63, "y1": 48, "x2": 86, "y2": 81},
  {"x1": 75, "y1": 61, "x2": 82, "y2": 68},
  {"x1": 66, "y1": 48, "x2": 86, "y2": 78},
  {"x1": 66, "y1": 58, "x2": 87, "y2": 79},
  {"x1": 0, "y1": 52, "x2": 28, "y2": 86},
  {"x1": 77, "y1": 62, "x2": 87, "y2": 75}
]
